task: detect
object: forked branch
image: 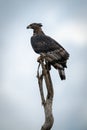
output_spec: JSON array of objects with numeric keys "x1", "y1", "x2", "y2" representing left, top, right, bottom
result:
[{"x1": 37, "y1": 55, "x2": 54, "y2": 130}]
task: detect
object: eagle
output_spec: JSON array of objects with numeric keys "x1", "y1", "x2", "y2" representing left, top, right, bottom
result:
[{"x1": 27, "y1": 23, "x2": 69, "y2": 80}]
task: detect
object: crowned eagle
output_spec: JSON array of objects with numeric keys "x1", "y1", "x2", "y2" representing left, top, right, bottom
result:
[{"x1": 27, "y1": 23, "x2": 69, "y2": 80}]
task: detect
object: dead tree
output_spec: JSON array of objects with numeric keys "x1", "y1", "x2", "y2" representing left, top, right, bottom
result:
[{"x1": 37, "y1": 55, "x2": 54, "y2": 130}]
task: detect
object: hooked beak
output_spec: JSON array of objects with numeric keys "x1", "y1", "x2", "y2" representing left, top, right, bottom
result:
[{"x1": 26, "y1": 25, "x2": 31, "y2": 29}]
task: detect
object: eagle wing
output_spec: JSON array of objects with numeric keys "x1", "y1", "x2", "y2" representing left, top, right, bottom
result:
[
  {"x1": 31, "y1": 34, "x2": 69, "y2": 60},
  {"x1": 31, "y1": 34, "x2": 69, "y2": 80}
]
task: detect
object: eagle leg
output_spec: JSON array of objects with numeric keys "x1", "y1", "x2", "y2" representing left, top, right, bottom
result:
[{"x1": 45, "y1": 62, "x2": 51, "y2": 70}]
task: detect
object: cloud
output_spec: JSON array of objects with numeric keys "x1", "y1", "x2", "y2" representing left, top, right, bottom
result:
[{"x1": 53, "y1": 21, "x2": 87, "y2": 47}]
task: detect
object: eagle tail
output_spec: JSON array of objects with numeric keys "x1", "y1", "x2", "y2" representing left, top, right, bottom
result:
[
  {"x1": 58, "y1": 69, "x2": 66, "y2": 80},
  {"x1": 50, "y1": 62, "x2": 66, "y2": 80}
]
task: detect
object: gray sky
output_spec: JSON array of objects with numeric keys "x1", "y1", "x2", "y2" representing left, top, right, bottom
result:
[{"x1": 0, "y1": 0, "x2": 87, "y2": 130}]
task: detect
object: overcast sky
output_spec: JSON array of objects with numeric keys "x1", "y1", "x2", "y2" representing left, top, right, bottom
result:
[{"x1": 0, "y1": 0, "x2": 87, "y2": 130}]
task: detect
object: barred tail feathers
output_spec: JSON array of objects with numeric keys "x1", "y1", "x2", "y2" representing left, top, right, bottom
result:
[{"x1": 58, "y1": 69, "x2": 66, "y2": 80}]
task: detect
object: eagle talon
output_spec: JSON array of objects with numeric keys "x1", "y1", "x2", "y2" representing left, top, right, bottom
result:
[
  {"x1": 37, "y1": 54, "x2": 45, "y2": 63},
  {"x1": 37, "y1": 56, "x2": 42, "y2": 62}
]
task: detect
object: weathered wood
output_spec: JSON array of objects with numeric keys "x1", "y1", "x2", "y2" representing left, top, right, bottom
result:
[
  {"x1": 37, "y1": 64, "x2": 45, "y2": 105},
  {"x1": 37, "y1": 56, "x2": 54, "y2": 130}
]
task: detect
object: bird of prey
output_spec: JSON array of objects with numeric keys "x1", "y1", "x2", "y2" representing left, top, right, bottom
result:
[{"x1": 27, "y1": 23, "x2": 69, "y2": 80}]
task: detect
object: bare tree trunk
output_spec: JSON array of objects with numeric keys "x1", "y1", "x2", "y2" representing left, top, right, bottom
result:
[{"x1": 37, "y1": 56, "x2": 54, "y2": 130}]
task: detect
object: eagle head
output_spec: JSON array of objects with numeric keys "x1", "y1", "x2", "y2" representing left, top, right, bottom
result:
[{"x1": 27, "y1": 23, "x2": 42, "y2": 29}]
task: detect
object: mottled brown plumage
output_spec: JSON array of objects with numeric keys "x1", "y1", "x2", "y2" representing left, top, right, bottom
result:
[{"x1": 27, "y1": 23, "x2": 69, "y2": 80}]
